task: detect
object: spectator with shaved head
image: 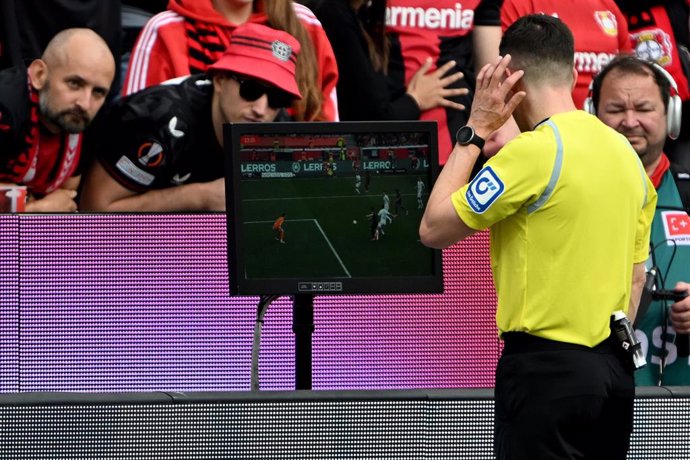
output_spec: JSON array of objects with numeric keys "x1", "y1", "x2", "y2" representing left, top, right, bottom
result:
[{"x1": 0, "y1": 27, "x2": 115, "y2": 212}]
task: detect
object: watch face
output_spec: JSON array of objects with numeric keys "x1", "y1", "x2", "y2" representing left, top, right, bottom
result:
[{"x1": 457, "y1": 126, "x2": 474, "y2": 145}]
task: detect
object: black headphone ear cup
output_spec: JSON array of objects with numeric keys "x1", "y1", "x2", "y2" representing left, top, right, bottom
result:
[{"x1": 668, "y1": 94, "x2": 682, "y2": 140}]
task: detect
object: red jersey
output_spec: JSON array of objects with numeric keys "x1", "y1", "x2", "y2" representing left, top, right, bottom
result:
[
  {"x1": 620, "y1": 3, "x2": 690, "y2": 101},
  {"x1": 502, "y1": 0, "x2": 632, "y2": 109},
  {"x1": 385, "y1": 0, "x2": 502, "y2": 163},
  {"x1": 123, "y1": 0, "x2": 339, "y2": 121},
  {"x1": 0, "y1": 67, "x2": 82, "y2": 195},
  {"x1": 26, "y1": 130, "x2": 82, "y2": 195}
]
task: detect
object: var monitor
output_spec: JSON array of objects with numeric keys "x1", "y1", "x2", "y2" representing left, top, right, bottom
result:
[{"x1": 224, "y1": 121, "x2": 443, "y2": 296}]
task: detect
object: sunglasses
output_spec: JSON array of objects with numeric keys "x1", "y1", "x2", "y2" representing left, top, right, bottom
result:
[{"x1": 229, "y1": 74, "x2": 294, "y2": 109}]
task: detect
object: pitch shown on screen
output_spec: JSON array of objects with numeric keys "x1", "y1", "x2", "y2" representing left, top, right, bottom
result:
[{"x1": 224, "y1": 121, "x2": 443, "y2": 295}]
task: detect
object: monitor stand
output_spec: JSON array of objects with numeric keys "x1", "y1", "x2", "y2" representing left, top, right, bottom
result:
[{"x1": 292, "y1": 294, "x2": 314, "y2": 390}]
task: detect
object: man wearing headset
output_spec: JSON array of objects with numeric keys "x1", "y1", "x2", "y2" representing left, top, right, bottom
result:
[
  {"x1": 591, "y1": 54, "x2": 690, "y2": 385},
  {"x1": 79, "y1": 23, "x2": 301, "y2": 212}
]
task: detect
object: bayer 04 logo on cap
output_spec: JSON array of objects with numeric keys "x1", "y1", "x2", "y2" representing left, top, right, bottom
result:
[
  {"x1": 271, "y1": 41, "x2": 292, "y2": 62},
  {"x1": 466, "y1": 166, "x2": 505, "y2": 213}
]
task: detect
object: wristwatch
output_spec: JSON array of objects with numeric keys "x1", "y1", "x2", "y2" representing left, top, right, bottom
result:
[{"x1": 456, "y1": 125, "x2": 485, "y2": 150}]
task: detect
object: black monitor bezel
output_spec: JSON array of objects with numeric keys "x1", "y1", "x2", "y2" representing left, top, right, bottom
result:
[{"x1": 224, "y1": 120, "x2": 443, "y2": 296}]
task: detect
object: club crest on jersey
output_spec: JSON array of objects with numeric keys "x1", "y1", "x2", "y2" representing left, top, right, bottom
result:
[
  {"x1": 594, "y1": 11, "x2": 618, "y2": 37},
  {"x1": 632, "y1": 29, "x2": 673, "y2": 67},
  {"x1": 661, "y1": 211, "x2": 690, "y2": 245},
  {"x1": 466, "y1": 166, "x2": 504, "y2": 213},
  {"x1": 137, "y1": 141, "x2": 165, "y2": 167}
]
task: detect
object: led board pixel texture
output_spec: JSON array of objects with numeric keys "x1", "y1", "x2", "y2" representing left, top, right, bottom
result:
[
  {"x1": 1, "y1": 214, "x2": 499, "y2": 392},
  {"x1": 0, "y1": 216, "x2": 19, "y2": 393},
  {"x1": 0, "y1": 389, "x2": 687, "y2": 459}
]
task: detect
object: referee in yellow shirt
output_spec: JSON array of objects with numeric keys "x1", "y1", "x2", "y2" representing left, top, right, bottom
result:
[{"x1": 420, "y1": 15, "x2": 656, "y2": 460}]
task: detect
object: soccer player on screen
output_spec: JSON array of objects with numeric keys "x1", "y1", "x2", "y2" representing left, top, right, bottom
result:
[
  {"x1": 273, "y1": 213, "x2": 286, "y2": 244},
  {"x1": 367, "y1": 206, "x2": 379, "y2": 240},
  {"x1": 377, "y1": 205, "x2": 394, "y2": 236},
  {"x1": 354, "y1": 165, "x2": 362, "y2": 194},
  {"x1": 416, "y1": 177, "x2": 425, "y2": 209},
  {"x1": 394, "y1": 188, "x2": 407, "y2": 216}
]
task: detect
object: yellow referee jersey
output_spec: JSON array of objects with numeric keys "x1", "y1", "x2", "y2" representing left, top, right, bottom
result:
[{"x1": 452, "y1": 111, "x2": 656, "y2": 347}]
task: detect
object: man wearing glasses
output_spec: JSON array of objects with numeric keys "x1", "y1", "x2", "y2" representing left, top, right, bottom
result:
[{"x1": 79, "y1": 23, "x2": 302, "y2": 212}]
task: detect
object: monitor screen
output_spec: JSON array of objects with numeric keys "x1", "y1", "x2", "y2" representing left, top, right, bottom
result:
[{"x1": 224, "y1": 121, "x2": 443, "y2": 295}]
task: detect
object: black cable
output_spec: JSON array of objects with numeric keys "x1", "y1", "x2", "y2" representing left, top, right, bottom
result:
[
  {"x1": 649, "y1": 239, "x2": 679, "y2": 385},
  {"x1": 644, "y1": 204, "x2": 689, "y2": 383},
  {"x1": 651, "y1": 239, "x2": 678, "y2": 291}
]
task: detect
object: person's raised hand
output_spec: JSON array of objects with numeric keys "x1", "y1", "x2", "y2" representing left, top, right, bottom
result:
[
  {"x1": 406, "y1": 58, "x2": 469, "y2": 112},
  {"x1": 467, "y1": 54, "x2": 526, "y2": 140}
]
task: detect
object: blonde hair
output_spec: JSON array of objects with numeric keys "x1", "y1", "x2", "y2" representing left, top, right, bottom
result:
[{"x1": 262, "y1": 0, "x2": 323, "y2": 120}]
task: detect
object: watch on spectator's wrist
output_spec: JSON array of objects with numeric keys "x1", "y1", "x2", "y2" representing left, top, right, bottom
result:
[{"x1": 456, "y1": 125, "x2": 485, "y2": 150}]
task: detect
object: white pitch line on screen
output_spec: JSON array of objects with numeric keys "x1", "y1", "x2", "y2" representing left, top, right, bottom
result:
[
  {"x1": 312, "y1": 219, "x2": 351, "y2": 277},
  {"x1": 245, "y1": 219, "x2": 352, "y2": 278}
]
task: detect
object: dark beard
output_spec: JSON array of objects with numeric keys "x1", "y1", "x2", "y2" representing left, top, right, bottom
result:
[{"x1": 39, "y1": 88, "x2": 91, "y2": 134}]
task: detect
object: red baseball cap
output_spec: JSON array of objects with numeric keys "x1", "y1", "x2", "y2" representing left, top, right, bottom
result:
[{"x1": 208, "y1": 23, "x2": 302, "y2": 99}]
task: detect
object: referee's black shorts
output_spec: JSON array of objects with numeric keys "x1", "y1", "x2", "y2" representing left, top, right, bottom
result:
[{"x1": 494, "y1": 332, "x2": 634, "y2": 460}]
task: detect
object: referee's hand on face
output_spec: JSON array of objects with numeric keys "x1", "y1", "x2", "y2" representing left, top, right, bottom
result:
[{"x1": 467, "y1": 54, "x2": 526, "y2": 141}]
